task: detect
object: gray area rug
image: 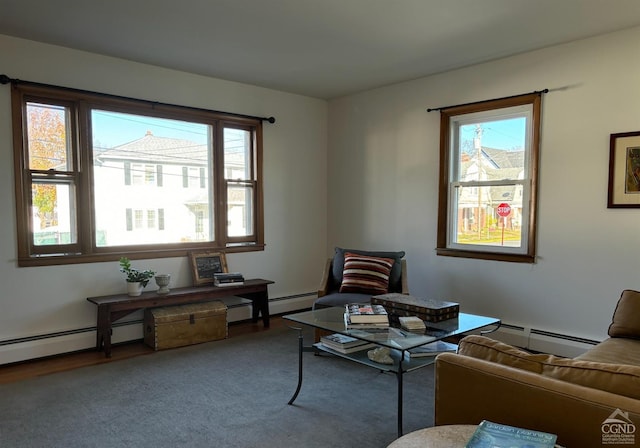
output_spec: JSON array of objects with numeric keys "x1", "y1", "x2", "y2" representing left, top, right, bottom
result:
[{"x1": 0, "y1": 326, "x2": 434, "y2": 447}]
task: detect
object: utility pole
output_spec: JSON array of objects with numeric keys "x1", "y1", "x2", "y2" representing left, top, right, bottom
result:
[{"x1": 474, "y1": 124, "x2": 483, "y2": 238}]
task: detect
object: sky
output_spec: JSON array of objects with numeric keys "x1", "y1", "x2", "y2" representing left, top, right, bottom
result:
[
  {"x1": 91, "y1": 108, "x2": 527, "y2": 152},
  {"x1": 460, "y1": 117, "x2": 526, "y2": 151},
  {"x1": 91, "y1": 110, "x2": 208, "y2": 150}
]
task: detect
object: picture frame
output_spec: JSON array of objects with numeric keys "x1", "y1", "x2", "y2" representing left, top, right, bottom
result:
[
  {"x1": 608, "y1": 131, "x2": 640, "y2": 208},
  {"x1": 189, "y1": 251, "x2": 228, "y2": 286}
]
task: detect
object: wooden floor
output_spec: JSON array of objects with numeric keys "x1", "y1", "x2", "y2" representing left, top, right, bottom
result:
[{"x1": 0, "y1": 316, "x2": 287, "y2": 385}]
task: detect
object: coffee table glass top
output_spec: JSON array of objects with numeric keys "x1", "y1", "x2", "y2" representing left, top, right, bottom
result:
[{"x1": 284, "y1": 307, "x2": 500, "y2": 351}]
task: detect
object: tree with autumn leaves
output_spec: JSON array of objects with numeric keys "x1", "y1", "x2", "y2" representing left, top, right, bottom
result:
[{"x1": 27, "y1": 103, "x2": 68, "y2": 230}]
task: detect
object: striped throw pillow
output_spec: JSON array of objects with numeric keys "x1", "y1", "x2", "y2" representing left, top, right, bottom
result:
[{"x1": 339, "y1": 252, "x2": 394, "y2": 295}]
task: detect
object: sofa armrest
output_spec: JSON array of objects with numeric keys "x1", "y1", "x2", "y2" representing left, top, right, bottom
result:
[
  {"x1": 435, "y1": 352, "x2": 640, "y2": 448},
  {"x1": 317, "y1": 258, "x2": 333, "y2": 298}
]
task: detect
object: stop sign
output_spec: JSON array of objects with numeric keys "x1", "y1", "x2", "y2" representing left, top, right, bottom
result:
[{"x1": 497, "y1": 203, "x2": 511, "y2": 217}]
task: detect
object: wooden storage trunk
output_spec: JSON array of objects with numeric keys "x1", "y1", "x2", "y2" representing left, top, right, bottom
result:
[{"x1": 144, "y1": 301, "x2": 227, "y2": 350}]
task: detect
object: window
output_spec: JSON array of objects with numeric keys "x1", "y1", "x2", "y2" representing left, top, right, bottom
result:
[
  {"x1": 436, "y1": 93, "x2": 542, "y2": 263},
  {"x1": 12, "y1": 83, "x2": 264, "y2": 266}
]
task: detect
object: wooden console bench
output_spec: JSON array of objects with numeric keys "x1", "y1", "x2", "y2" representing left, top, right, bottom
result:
[{"x1": 87, "y1": 279, "x2": 274, "y2": 357}]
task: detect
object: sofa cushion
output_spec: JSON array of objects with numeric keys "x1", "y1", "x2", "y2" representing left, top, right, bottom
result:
[
  {"x1": 339, "y1": 252, "x2": 394, "y2": 295},
  {"x1": 608, "y1": 289, "x2": 640, "y2": 339},
  {"x1": 541, "y1": 357, "x2": 640, "y2": 400},
  {"x1": 331, "y1": 247, "x2": 405, "y2": 291},
  {"x1": 459, "y1": 335, "x2": 640, "y2": 400},
  {"x1": 575, "y1": 337, "x2": 640, "y2": 367},
  {"x1": 457, "y1": 335, "x2": 549, "y2": 374}
]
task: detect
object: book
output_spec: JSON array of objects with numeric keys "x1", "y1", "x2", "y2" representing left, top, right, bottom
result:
[
  {"x1": 465, "y1": 420, "x2": 557, "y2": 448},
  {"x1": 214, "y1": 279, "x2": 244, "y2": 286},
  {"x1": 214, "y1": 272, "x2": 244, "y2": 286},
  {"x1": 319, "y1": 333, "x2": 377, "y2": 353},
  {"x1": 345, "y1": 303, "x2": 389, "y2": 324},
  {"x1": 321, "y1": 333, "x2": 370, "y2": 349},
  {"x1": 405, "y1": 340, "x2": 457, "y2": 358},
  {"x1": 398, "y1": 316, "x2": 426, "y2": 332},
  {"x1": 319, "y1": 342, "x2": 377, "y2": 354},
  {"x1": 214, "y1": 272, "x2": 244, "y2": 281},
  {"x1": 344, "y1": 313, "x2": 390, "y2": 330}
]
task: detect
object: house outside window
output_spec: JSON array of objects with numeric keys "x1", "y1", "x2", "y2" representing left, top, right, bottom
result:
[
  {"x1": 436, "y1": 93, "x2": 542, "y2": 263},
  {"x1": 12, "y1": 83, "x2": 264, "y2": 266}
]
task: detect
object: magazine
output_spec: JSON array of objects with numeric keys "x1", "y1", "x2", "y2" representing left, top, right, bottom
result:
[
  {"x1": 465, "y1": 420, "x2": 557, "y2": 448},
  {"x1": 405, "y1": 340, "x2": 457, "y2": 358}
]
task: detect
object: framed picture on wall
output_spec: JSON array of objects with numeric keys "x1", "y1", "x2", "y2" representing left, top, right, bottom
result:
[
  {"x1": 189, "y1": 251, "x2": 228, "y2": 285},
  {"x1": 608, "y1": 131, "x2": 640, "y2": 208}
]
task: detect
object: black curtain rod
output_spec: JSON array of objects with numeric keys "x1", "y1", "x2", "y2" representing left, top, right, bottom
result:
[
  {"x1": 0, "y1": 74, "x2": 276, "y2": 124},
  {"x1": 427, "y1": 89, "x2": 549, "y2": 112}
]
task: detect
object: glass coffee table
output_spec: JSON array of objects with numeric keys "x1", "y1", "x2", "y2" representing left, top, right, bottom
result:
[{"x1": 283, "y1": 307, "x2": 500, "y2": 437}]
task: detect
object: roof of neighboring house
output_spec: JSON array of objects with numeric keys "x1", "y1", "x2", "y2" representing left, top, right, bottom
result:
[
  {"x1": 481, "y1": 147, "x2": 524, "y2": 169},
  {"x1": 97, "y1": 131, "x2": 208, "y2": 165}
]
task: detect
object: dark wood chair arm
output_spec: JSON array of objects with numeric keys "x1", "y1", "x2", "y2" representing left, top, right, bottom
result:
[
  {"x1": 317, "y1": 258, "x2": 333, "y2": 297},
  {"x1": 400, "y1": 259, "x2": 409, "y2": 294}
]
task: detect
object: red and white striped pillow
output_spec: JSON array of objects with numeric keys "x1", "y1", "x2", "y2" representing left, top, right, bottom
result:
[{"x1": 339, "y1": 252, "x2": 394, "y2": 295}]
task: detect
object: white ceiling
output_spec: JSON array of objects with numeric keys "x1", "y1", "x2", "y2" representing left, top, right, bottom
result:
[{"x1": 2, "y1": 0, "x2": 640, "y2": 99}]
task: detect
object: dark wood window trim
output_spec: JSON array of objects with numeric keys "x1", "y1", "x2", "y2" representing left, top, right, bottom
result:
[
  {"x1": 436, "y1": 92, "x2": 542, "y2": 263},
  {"x1": 11, "y1": 83, "x2": 265, "y2": 267}
]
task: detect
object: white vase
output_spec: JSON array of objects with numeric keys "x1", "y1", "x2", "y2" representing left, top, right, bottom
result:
[
  {"x1": 155, "y1": 274, "x2": 171, "y2": 295},
  {"x1": 126, "y1": 281, "x2": 143, "y2": 297}
]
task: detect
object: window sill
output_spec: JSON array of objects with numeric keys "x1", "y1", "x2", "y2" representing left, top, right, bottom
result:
[{"x1": 436, "y1": 247, "x2": 534, "y2": 264}]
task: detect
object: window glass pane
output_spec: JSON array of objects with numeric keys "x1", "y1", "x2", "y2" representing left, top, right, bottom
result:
[
  {"x1": 91, "y1": 110, "x2": 214, "y2": 246},
  {"x1": 32, "y1": 182, "x2": 77, "y2": 245},
  {"x1": 227, "y1": 184, "x2": 253, "y2": 237},
  {"x1": 224, "y1": 128, "x2": 251, "y2": 180},
  {"x1": 26, "y1": 102, "x2": 71, "y2": 171},
  {"x1": 457, "y1": 117, "x2": 526, "y2": 182},
  {"x1": 452, "y1": 185, "x2": 523, "y2": 248}
]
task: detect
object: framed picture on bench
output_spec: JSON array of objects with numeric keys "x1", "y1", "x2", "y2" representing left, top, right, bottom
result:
[{"x1": 189, "y1": 251, "x2": 228, "y2": 286}]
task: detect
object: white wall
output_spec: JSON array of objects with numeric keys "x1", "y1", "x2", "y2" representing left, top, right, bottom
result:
[
  {"x1": 0, "y1": 35, "x2": 327, "y2": 363},
  {"x1": 328, "y1": 26, "x2": 640, "y2": 346}
]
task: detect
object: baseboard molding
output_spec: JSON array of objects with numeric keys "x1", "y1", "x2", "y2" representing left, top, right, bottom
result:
[
  {"x1": 6, "y1": 297, "x2": 596, "y2": 364},
  {"x1": 0, "y1": 293, "x2": 317, "y2": 366}
]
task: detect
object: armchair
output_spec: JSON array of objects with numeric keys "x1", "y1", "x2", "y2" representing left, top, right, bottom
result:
[{"x1": 313, "y1": 247, "x2": 409, "y2": 310}]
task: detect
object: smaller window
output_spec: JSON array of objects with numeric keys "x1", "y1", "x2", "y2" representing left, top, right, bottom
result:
[{"x1": 436, "y1": 93, "x2": 542, "y2": 263}]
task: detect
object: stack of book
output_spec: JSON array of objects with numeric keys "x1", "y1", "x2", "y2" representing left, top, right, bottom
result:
[
  {"x1": 344, "y1": 303, "x2": 390, "y2": 329},
  {"x1": 398, "y1": 316, "x2": 426, "y2": 333},
  {"x1": 319, "y1": 333, "x2": 377, "y2": 354},
  {"x1": 405, "y1": 340, "x2": 457, "y2": 359},
  {"x1": 371, "y1": 293, "x2": 459, "y2": 323},
  {"x1": 213, "y1": 272, "x2": 244, "y2": 286}
]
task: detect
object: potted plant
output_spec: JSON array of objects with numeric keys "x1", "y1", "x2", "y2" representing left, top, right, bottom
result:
[{"x1": 119, "y1": 257, "x2": 156, "y2": 296}]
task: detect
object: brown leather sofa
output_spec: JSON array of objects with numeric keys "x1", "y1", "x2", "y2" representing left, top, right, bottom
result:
[{"x1": 434, "y1": 289, "x2": 640, "y2": 448}]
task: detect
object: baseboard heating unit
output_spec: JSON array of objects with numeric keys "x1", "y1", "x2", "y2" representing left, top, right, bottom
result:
[{"x1": 490, "y1": 323, "x2": 601, "y2": 358}]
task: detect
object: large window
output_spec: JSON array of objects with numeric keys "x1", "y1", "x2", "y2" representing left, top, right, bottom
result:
[
  {"x1": 12, "y1": 83, "x2": 264, "y2": 266},
  {"x1": 436, "y1": 93, "x2": 542, "y2": 263}
]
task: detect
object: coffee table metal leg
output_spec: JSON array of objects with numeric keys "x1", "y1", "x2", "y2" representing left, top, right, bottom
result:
[
  {"x1": 397, "y1": 357, "x2": 404, "y2": 437},
  {"x1": 288, "y1": 326, "x2": 304, "y2": 405}
]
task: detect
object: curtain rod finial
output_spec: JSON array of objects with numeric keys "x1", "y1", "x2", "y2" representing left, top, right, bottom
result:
[
  {"x1": 0, "y1": 74, "x2": 12, "y2": 85},
  {"x1": 266, "y1": 116, "x2": 276, "y2": 124}
]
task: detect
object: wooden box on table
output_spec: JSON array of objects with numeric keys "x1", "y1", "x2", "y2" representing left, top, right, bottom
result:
[
  {"x1": 144, "y1": 300, "x2": 227, "y2": 350},
  {"x1": 372, "y1": 293, "x2": 460, "y2": 323}
]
